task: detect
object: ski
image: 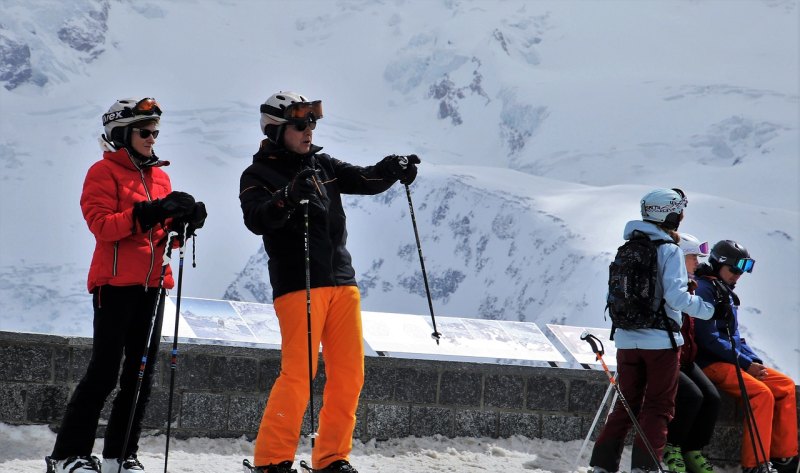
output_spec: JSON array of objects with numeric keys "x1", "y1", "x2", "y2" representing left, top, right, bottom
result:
[{"x1": 45, "y1": 456, "x2": 55, "y2": 473}]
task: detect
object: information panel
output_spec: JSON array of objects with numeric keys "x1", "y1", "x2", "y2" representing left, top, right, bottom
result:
[
  {"x1": 361, "y1": 311, "x2": 566, "y2": 366},
  {"x1": 164, "y1": 297, "x2": 577, "y2": 367}
]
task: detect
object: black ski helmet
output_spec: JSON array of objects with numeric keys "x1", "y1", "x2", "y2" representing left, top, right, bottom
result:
[{"x1": 709, "y1": 240, "x2": 754, "y2": 273}]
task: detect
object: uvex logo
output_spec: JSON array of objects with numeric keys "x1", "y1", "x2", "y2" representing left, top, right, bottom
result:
[{"x1": 103, "y1": 110, "x2": 124, "y2": 124}]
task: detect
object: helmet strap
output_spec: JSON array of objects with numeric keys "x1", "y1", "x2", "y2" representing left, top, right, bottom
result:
[{"x1": 265, "y1": 124, "x2": 286, "y2": 146}]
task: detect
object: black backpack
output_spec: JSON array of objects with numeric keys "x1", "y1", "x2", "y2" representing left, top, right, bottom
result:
[{"x1": 606, "y1": 230, "x2": 681, "y2": 349}]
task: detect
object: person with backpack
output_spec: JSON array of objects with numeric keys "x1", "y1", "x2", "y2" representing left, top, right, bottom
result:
[
  {"x1": 693, "y1": 240, "x2": 798, "y2": 473},
  {"x1": 589, "y1": 188, "x2": 720, "y2": 473},
  {"x1": 238, "y1": 91, "x2": 419, "y2": 473},
  {"x1": 662, "y1": 234, "x2": 721, "y2": 473},
  {"x1": 46, "y1": 98, "x2": 207, "y2": 473}
]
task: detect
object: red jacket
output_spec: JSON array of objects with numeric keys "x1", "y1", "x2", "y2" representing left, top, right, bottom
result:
[
  {"x1": 81, "y1": 148, "x2": 175, "y2": 292},
  {"x1": 679, "y1": 279, "x2": 699, "y2": 366}
]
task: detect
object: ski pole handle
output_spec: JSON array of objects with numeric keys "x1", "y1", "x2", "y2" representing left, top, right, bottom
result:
[{"x1": 580, "y1": 331, "x2": 604, "y2": 359}]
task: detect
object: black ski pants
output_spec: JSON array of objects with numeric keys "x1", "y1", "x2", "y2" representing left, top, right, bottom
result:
[
  {"x1": 51, "y1": 285, "x2": 164, "y2": 460},
  {"x1": 666, "y1": 361, "x2": 721, "y2": 451}
]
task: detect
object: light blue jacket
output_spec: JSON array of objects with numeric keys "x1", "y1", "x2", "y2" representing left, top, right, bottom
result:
[{"x1": 612, "y1": 220, "x2": 715, "y2": 350}]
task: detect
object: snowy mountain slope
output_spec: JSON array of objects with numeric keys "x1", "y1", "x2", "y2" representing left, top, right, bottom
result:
[
  {"x1": 0, "y1": 0, "x2": 797, "y2": 378},
  {"x1": 226, "y1": 165, "x2": 799, "y2": 375}
]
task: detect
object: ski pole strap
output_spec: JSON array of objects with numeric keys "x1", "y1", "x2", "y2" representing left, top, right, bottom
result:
[{"x1": 580, "y1": 331, "x2": 604, "y2": 360}]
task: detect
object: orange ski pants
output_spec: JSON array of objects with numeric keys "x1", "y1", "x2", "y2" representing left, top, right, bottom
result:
[
  {"x1": 702, "y1": 362, "x2": 798, "y2": 468},
  {"x1": 254, "y1": 286, "x2": 365, "y2": 469}
]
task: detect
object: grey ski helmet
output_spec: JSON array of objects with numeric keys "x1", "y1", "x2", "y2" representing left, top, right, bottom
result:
[
  {"x1": 640, "y1": 188, "x2": 687, "y2": 230},
  {"x1": 102, "y1": 97, "x2": 162, "y2": 148}
]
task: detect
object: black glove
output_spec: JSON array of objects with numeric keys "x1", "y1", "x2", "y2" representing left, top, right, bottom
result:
[
  {"x1": 284, "y1": 168, "x2": 319, "y2": 207},
  {"x1": 376, "y1": 154, "x2": 421, "y2": 184},
  {"x1": 174, "y1": 202, "x2": 207, "y2": 237},
  {"x1": 712, "y1": 301, "x2": 733, "y2": 324},
  {"x1": 133, "y1": 191, "x2": 195, "y2": 231}
]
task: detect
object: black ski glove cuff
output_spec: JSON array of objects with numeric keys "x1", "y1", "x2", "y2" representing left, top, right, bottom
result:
[{"x1": 133, "y1": 200, "x2": 165, "y2": 232}]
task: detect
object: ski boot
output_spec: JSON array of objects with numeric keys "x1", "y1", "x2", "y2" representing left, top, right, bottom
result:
[
  {"x1": 299, "y1": 459, "x2": 359, "y2": 472},
  {"x1": 102, "y1": 455, "x2": 146, "y2": 472},
  {"x1": 682, "y1": 450, "x2": 714, "y2": 473},
  {"x1": 243, "y1": 459, "x2": 297, "y2": 473},
  {"x1": 663, "y1": 444, "x2": 687, "y2": 473},
  {"x1": 45, "y1": 455, "x2": 102, "y2": 472}
]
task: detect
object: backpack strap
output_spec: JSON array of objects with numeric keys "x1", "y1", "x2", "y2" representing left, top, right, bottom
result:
[
  {"x1": 655, "y1": 238, "x2": 679, "y2": 350},
  {"x1": 656, "y1": 299, "x2": 679, "y2": 351}
]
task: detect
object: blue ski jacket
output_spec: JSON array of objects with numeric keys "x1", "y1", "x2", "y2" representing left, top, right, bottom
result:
[
  {"x1": 612, "y1": 220, "x2": 714, "y2": 350},
  {"x1": 693, "y1": 277, "x2": 762, "y2": 370}
]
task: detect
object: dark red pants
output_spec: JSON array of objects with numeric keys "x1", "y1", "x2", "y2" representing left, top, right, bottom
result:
[{"x1": 590, "y1": 347, "x2": 680, "y2": 471}]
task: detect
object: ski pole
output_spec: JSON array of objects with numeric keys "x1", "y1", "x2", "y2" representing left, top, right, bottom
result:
[
  {"x1": 713, "y1": 280, "x2": 770, "y2": 472},
  {"x1": 572, "y1": 373, "x2": 617, "y2": 473},
  {"x1": 117, "y1": 232, "x2": 176, "y2": 473},
  {"x1": 163, "y1": 224, "x2": 189, "y2": 473},
  {"x1": 301, "y1": 200, "x2": 318, "y2": 448},
  {"x1": 398, "y1": 156, "x2": 441, "y2": 344},
  {"x1": 580, "y1": 332, "x2": 665, "y2": 473}
]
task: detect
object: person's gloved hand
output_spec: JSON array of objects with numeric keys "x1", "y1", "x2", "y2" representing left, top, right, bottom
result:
[
  {"x1": 712, "y1": 300, "x2": 733, "y2": 324},
  {"x1": 377, "y1": 154, "x2": 421, "y2": 184},
  {"x1": 687, "y1": 280, "x2": 698, "y2": 293},
  {"x1": 134, "y1": 191, "x2": 195, "y2": 231},
  {"x1": 284, "y1": 168, "x2": 319, "y2": 207},
  {"x1": 174, "y1": 202, "x2": 207, "y2": 237}
]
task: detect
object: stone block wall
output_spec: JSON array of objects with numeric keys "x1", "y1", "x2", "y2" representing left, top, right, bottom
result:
[{"x1": 2, "y1": 331, "x2": 798, "y2": 464}]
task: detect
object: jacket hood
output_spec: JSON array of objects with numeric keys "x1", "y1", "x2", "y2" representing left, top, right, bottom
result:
[{"x1": 623, "y1": 219, "x2": 673, "y2": 241}]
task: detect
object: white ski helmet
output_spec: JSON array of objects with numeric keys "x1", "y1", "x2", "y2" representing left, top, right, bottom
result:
[
  {"x1": 102, "y1": 97, "x2": 162, "y2": 146},
  {"x1": 640, "y1": 188, "x2": 687, "y2": 230},
  {"x1": 678, "y1": 233, "x2": 709, "y2": 256},
  {"x1": 260, "y1": 91, "x2": 309, "y2": 131},
  {"x1": 259, "y1": 91, "x2": 324, "y2": 143}
]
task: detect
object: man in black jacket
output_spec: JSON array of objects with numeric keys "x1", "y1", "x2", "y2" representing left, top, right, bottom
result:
[{"x1": 239, "y1": 91, "x2": 419, "y2": 473}]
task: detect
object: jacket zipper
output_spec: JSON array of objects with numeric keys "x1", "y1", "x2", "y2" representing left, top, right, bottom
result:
[
  {"x1": 112, "y1": 241, "x2": 119, "y2": 276},
  {"x1": 129, "y1": 152, "x2": 157, "y2": 290}
]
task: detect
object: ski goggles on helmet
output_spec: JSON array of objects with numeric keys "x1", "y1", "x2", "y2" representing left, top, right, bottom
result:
[
  {"x1": 729, "y1": 257, "x2": 755, "y2": 274},
  {"x1": 102, "y1": 98, "x2": 163, "y2": 126},
  {"x1": 698, "y1": 241, "x2": 710, "y2": 255},
  {"x1": 260, "y1": 100, "x2": 323, "y2": 121}
]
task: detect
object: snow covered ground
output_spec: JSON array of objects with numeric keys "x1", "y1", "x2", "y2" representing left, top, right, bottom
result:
[{"x1": 0, "y1": 422, "x2": 742, "y2": 473}]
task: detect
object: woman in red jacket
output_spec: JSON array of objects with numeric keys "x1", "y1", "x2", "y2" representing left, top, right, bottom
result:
[{"x1": 47, "y1": 98, "x2": 205, "y2": 473}]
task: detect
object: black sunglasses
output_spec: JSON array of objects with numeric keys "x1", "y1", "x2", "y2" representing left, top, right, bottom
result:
[
  {"x1": 290, "y1": 119, "x2": 317, "y2": 132},
  {"x1": 132, "y1": 128, "x2": 160, "y2": 139}
]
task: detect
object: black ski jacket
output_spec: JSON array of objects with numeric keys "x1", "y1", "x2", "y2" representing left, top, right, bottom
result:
[{"x1": 239, "y1": 140, "x2": 396, "y2": 299}]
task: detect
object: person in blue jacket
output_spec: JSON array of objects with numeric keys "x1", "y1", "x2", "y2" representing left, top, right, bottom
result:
[
  {"x1": 590, "y1": 188, "x2": 717, "y2": 473},
  {"x1": 693, "y1": 240, "x2": 798, "y2": 473}
]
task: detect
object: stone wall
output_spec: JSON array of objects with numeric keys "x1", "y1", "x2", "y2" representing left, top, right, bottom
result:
[{"x1": 2, "y1": 331, "x2": 797, "y2": 464}]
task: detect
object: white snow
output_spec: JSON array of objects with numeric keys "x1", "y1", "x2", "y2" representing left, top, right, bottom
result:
[{"x1": 0, "y1": 422, "x2": 741, "y2": 473}]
